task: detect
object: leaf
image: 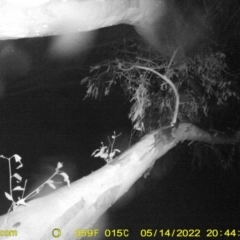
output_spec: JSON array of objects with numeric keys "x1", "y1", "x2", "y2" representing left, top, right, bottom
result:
[
  {"x1": 109, "y1": 151, "x2": 116, "y2": 158},
  {"x1": 56, "y1": 162, "x2": 63, "y2": 170},
  {"x1": 16, "y1": 163, "x2": 23, "y2": 169},
  {"x1": 46, "y1": 180, "x2": 56, "y2": 189},
  {"x1": 16, "y1": 198, "x2": 27, "y2": 206},
  {"x1": 5, "y1": 192, "x2": 13, "y2": 201},
  {"x1": 101, "y1": 152, "x2": 109, "y2": 159},
  {"x1": 12, "y1": 173, "x2": 22, "y2": 182},
  {"x1": 105, "y1": 87, "x2": 110, "y2": 95},
  {"x1": 13, "y1": 186, "x2": 25, "y2": 191},
  {"x1": 13, "y1": 154, "x2": 22, "y2": 162},
  {"x1": 59, "y1": 172, "x2": 70, "y2": 188},
  {"x1": 13, "y1": 154, "x2": 23, "y2": 169},
  {"x1": 91, "y1": 149, "x2": 100, "y2": 156},
  {"x1": 59, "y1": 172, "x2": 69, "y2": 182},
  {"x1": 48, "y1": 183, "x2": 56, "y2": 189},
  {"x1": 90, "y1": 65, "x2": 100, "y2": 72},
  {"x1": 94, "y1": 146, "x2": 107, "y2": 157}
]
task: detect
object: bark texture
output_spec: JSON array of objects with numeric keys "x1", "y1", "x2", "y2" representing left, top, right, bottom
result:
[{"x1": 0, "y1": 123, "x2": 238, "y2": 239}]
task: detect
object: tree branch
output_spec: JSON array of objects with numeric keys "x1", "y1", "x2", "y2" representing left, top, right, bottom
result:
[
  {"x1": 0, "y1": 0, "x2": 165, "y2": 40},
  {"x1": 0, "y1": 123, "x2": 238, "y2": 239}
]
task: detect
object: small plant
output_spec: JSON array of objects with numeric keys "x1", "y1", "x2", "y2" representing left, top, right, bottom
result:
[
  {"x1": 92, "y1": 131, "x2": 121, "y2": 163},
  {"x1": 0, "y1": 154, "x2": 70, "y2": 215}
]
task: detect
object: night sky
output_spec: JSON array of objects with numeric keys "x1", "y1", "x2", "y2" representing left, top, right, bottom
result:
[{"x1": 0, "y1": 5, "x2": 240, "y2": 239}]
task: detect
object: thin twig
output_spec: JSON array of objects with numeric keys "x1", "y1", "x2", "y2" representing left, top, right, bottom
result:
[{"x1": 166, "y1": 48, "x2": 178, "y2": 76}]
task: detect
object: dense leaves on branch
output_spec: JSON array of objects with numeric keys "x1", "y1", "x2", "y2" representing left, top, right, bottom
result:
[
  {"x1": 81, "y1": 39, "x2": 239, "y2": 133},
  {"x1": 81, "y1": 37, "x2": 240, "y2": 168}
]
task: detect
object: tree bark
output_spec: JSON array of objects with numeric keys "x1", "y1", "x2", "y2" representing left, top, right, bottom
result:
[
  {"x1": 0, "y1": 0, "x2": 165, "y2": 40},
  {"x1": 0, "y1": 123, "x2": 238, "y2": 239}
]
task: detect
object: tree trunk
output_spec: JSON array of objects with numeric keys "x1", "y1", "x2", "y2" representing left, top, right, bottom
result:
[
  {"x1": 0, "y1": 123, "x2": 238, "y2": 239},
  {"x1": 0, "y1": 0, "x2": 165, "y2": 40}
]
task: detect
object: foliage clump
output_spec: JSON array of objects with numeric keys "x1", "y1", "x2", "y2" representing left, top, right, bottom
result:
[
  {"x1": 92, "y1": 131, "x2": 121, "y2": 163},
  {"x1": 81, "y1": 40, "x2": 240, "y2": 133}
]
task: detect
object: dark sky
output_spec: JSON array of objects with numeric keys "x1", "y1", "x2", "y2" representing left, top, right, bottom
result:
[{"x1": 0, "y1": 7, "x2": 240, "y2": 238}]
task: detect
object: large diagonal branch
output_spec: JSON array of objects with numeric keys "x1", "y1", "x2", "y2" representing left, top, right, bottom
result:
[
  {"x1": 0, "y1": 0, "x2": 165, "y2": 40},
  {"x1": 0, "y1": 123, "x2": 238, "y2": 240}
]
